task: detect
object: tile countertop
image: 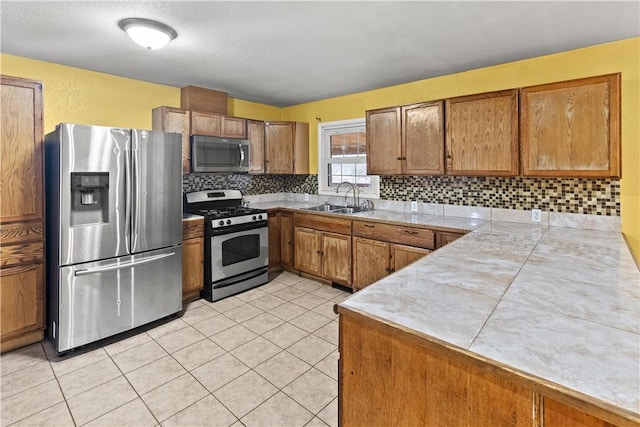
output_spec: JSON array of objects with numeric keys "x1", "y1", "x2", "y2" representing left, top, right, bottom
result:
[
  {"x1": 252, "y1": 201, "x2": 639, "y2": 416},
  {"x1": 339, "y1": 220, "x2": 640, "y2": 418}
]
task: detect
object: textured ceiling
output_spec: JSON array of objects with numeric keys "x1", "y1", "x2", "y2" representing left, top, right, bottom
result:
[{"x1": 1, "y1": 1, "x2": 638, "y2": 107}]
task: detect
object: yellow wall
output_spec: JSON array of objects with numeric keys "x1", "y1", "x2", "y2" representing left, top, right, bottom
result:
[
  {"x1": 282, "y1": 37, "x2": 640, "y2": 261},
  {"x1": 0, "y1": 54, "x2": 281, "y2": 133}
]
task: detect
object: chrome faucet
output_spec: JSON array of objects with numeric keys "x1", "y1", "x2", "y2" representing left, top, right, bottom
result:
[{"x1": 336, "y1": 181, "x2": 359, "y2": 208}]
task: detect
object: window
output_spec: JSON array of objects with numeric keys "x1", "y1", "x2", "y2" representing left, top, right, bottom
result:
[{"x1": 318, "y1": 119, "x2": 379, "y2": 199}]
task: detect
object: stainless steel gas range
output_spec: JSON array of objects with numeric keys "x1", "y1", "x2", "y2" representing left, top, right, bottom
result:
[{"x1": 184, "y1": 190, "x2": 268, "y2": 302}]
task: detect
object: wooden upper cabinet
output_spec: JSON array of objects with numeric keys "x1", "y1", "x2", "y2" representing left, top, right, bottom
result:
[
  {"x1": 367, "y1": 107, "x2": 402, "y2": 175},
  {"x1": 264, "y1": 121, "x2": 309, "y2": 174},
  {"x1": 248, "y1": 120, "x2": 265, "y2": 174},
  {"x1": 190, "y1": 111, "x2": 246, "y2": 138},
  {"x1": 152, "y1": 106, "x2": 190, "y2": 174},
  {"x1": 1, "y1": 77, "x2": 43, "y2": 223},
  {"x1": 221, "y1": 116, "x2": 247, "y2": 139},
  {"x1": 520, "y1": 74, "x2": 621, "y2": 178},
  {"x1": 366, "y1": 102, "x2": 445, "y2": 176},
  {"x1": 190, "y1": 110, "x2": 222, "y2": 136},
  {"x1": 445, "y1": 89, "x2": 519, "y2": 176},
  {"x1": 402, "y1": 101, "x2": 445, "y2": 175}
]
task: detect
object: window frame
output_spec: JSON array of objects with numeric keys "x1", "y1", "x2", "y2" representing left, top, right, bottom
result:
[{"x1": 317, "y1": 118, "x2": 380, "y2": 199}]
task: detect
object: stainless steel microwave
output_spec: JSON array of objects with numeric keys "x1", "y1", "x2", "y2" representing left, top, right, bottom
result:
[{"x1": 191, "y1": 135, "x2": 250, "y2": 173}]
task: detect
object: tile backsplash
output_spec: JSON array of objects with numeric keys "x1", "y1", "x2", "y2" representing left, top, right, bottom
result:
[{"x1": 183, "y1": 174, "x2": 619, "y2": 216}]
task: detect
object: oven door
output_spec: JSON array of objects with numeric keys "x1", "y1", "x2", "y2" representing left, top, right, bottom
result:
[
  {"x1": 210, "y1": 224, "x2": 268, "y2": 283},
  {"x1": 191, "y1": 135, "x2": 250, "y2": 173}
]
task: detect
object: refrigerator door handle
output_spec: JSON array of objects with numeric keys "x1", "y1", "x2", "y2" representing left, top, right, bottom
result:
[
  {"x1": 124, "y1": 142, "x2": 132, "y2": 254},
  {"x1": 74, "y1": 252, "x2": 175, "y2": 276},
  {"x1": 131, "y1": 139, "x2": 141, "y2": 250}
]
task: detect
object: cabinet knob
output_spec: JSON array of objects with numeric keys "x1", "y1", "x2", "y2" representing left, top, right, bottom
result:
[
  {"x1": 364, "y1": 224, "x2": 375, "y2": 228},
  {"x1": 396, "y1": 157, "x2": 402, "y2": 160},
  {"x1": 404, "y1": 230, "x2": 418, "y2": 235}
]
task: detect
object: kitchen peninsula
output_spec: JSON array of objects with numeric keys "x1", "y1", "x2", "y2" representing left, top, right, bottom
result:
[{"x1": 250, "y1": 199, "x2": 639, "y2": 426}]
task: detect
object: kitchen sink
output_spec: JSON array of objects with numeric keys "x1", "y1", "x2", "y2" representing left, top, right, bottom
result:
[{"x1": 303, "y1": 204, "x2": 368, "y2": 214}]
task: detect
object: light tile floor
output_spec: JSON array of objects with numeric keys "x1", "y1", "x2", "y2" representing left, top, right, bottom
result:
[{"x1": 0, "y1": 272, "x2": 349, "y2": 427}]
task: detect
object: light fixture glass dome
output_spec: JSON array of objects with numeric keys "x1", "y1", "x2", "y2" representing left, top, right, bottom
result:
[{"x1": 118, "y1": 18, "x2": 177, "y2": 50}]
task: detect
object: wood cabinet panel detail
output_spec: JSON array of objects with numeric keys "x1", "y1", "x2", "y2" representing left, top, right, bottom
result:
[
  {"x1": 352, "y1": 237, "x2": 389, "y2": 290},
  {"x1": 1, "y1": 77, "x2": 43, "y2": 223},
  {"x1": 436, "y1": 231, "x2": 465, "y2": 248},
  {"x1": 279, "y1": 213, "x2": 294, "y2": 269},
  {"x1": 402, "y1": 101, "x2": 445, "y2": 175},
  {"x1": 520, "y1": 74, "x2": 620, "y2": 177},
  {"x1": 0, "y1": 264, "x2": 44, "y2": 342},
  {"x1": 390, "y1": 244, "x2": 430, "y2": 271},
  {"x1": 366, "y1": 107, "x2": 402, "y2": 175},
  {"x1": 190, "y1": 110, "x2": 222, "y2": 136},
  {"x1": 152, "y1": 106, "x2": 191, "y2": 174},
  {"x1": 352, "y1": 220, "x2": 434, "y2": 249},
  {"x1": 1, "y1": 75, "x2": 45, "y2": 352},
  {"x1": 294, "y1": 227, "x2": 322, "y2": 276},
  {"x1": 248, "y1": 120, "x2": 265, "y2": 174},
  {"x1": 321, "y1": 232, "x2": 352, "y2": 285},
  {"x1": 339, "y1": 312, "x2": 534, "y2": 426},
  {"x1": 220, "y1": 116, "x2": 247, "y2": 139},
  {"x1": 264, "y1": 121, "x2": 309, "y2": 174},
  {"x1": 445, "y1": 89, "x2": 519, "y2": 176},
  {"x1": 294, "y1": 213, "x2": 352, "y2": 235},
  {"x1": 268, "y1": 214, "x2": 281, "y2": 269},
  {"x1": 181, "y1": 217, "x2": 204, "y2": 302}
]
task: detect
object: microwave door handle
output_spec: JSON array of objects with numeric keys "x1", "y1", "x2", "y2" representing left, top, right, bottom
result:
[{"x1": 239, "y1": 143, "x2": 245, "y2": 167}]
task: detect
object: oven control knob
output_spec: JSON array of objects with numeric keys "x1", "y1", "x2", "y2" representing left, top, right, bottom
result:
[
  {"x1": 252, "y1": 215, "x2": 257, "y2": 220},
  {"x1": 218, "y1": 220, "x2": 224, "y2": 226},
  {"x1": 258, "y1": 215, "x2": 263, "y2": 220},
  {"x1": 226, "y1": 219, "x2": 232, "y2": 225}
]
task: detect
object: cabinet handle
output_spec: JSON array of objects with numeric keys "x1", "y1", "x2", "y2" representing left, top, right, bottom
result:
[
  {"x1": 396, "y1": 157, "x2": 402, "y2": 160},
  {"x1": 404, "y1": 230, "x2": 418, "y2": 235},
  {"x1": 364, "y1": 224, "x2": 375, "y2": 228},
  {"x1": 401, "y1": 157, "x2": 407, "y2": 160}
]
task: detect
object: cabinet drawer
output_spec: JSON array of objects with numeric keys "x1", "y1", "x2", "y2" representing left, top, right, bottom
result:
[
  {"x1": 0, "y1": 241, "x2": 44, "y2": 267},
  {"x1": 293, "y1": 213, "x2": 351, "y2": 235},
  {"x1": 353, "y1": 221, "x2": 434, "y2": 249},
  {"x1": 0, "y1": 221, "x2": 44, "y2": 245},
  {"x1": 182, "y1": 218, "x2": 204, "y2": 239}
]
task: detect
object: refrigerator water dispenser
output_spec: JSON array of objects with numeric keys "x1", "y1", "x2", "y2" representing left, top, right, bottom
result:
[{"x1": 70, "y1": 172, "x2": 109, "y2": 225}]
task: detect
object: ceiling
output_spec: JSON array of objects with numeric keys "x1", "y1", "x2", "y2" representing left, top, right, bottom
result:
[{"x1": 1, "y1": 1, "x2": 638, "y2": 107}]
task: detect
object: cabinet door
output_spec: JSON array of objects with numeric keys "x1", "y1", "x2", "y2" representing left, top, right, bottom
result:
[
  {"x1": 191, "y1": 111, "x2": 222, "y2": 136},
  {"x1": 437, "y1": 231, "x2": 464, "y2": 248},
  {"x1": 294, "y1": 227, "x2": 322, "y2": 276},
  {"x1": 520, "y1": 74, "x2": 620, "y2": 178},
  {"x1": 1, "y1": 77, "x2": 43, "y2": 223},
  {"x1": 1, "y1": 263, "x2": 44, "y2": 341},
  {"x1": 352, "y1": 237, "x2": 389, "y2": 290},
  {"x1": 280, "y1": 213, "x2": 294, "y2": 268},
  {"x1": 322, "y1": 232, "x2": 352, "y2": 286},
  {"x1": 221, "y1": 116, "x2": 247, "y2": 139},
  {"x1": 268, "y1": 214, "x2": 281, "y2": 268},
  {"x1": 366, "y1": 107, "x2": 402, "y2": 175},
  {"x1": 248, "y1": 120, "x2": 265, "y2": 174},
  {"x1": 402, "y1": 101, "x2": 445, "y2": 175},
  {"x1": 445, "y1": 89, "x2": 519, "y2": 176},
  {"x1": 152, "y1": 106, "x2": 191, "y2": 174},
  {"x1": 265, "y1": 121, "x2": 294, "y2": 174},
  {"x1": 182, "y1": 237, "x2": 204, "y2": 300},
  {"x1": 391, "y1": 244, "x2": 430, "y2": 271}
]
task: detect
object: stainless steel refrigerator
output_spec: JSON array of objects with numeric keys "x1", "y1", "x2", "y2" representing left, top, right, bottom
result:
[{"x1": 45, "y1": 124, "x2": 183, "y2": 353}]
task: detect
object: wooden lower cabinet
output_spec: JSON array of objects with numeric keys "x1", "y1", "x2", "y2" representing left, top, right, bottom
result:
[
  {"x1": 182, "y1": 218, "x2": 204, "y2": 303},
  {"x1": 338, "y1": 309, "x2": 630, "y2": 427},
  {"x1": 352, "y1": 237, "x2": 431, "y2": 290},
  {"x1": 294, "y1": 226, "x2": 351, "y2": 286},
  {"x1": 268, "y1": 214, "x2": 281, "y2": 269},
  {"x1": 0, "y1": 263, "x2": 45, "y2": 352},
  {"x1": 279, "y1": 213, "x2": 293, "y2": 269},
  {"x1": 436, "y1": 230, "x2": 465, "y2": 248}
]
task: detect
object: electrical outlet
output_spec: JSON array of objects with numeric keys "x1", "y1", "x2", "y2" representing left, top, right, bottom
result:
[
  {"x1": 410, "y1": 201, "x2": 418, "y2": 212},
  {"x1": 304, "y1": 193, "x2": 309, "y2": 201},
  {"x1": 531, "y1": 208, "x2": 542, "y2": 222}
]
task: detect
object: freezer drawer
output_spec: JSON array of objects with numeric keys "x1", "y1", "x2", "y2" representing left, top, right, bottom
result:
[{"x1": 53, "y1": 246, "x2": 182, "y2": 353}]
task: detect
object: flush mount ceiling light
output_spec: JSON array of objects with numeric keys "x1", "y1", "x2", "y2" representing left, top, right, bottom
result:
[{"x1": 118, "y1": 18, "x2": 177, "y2": 50}]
